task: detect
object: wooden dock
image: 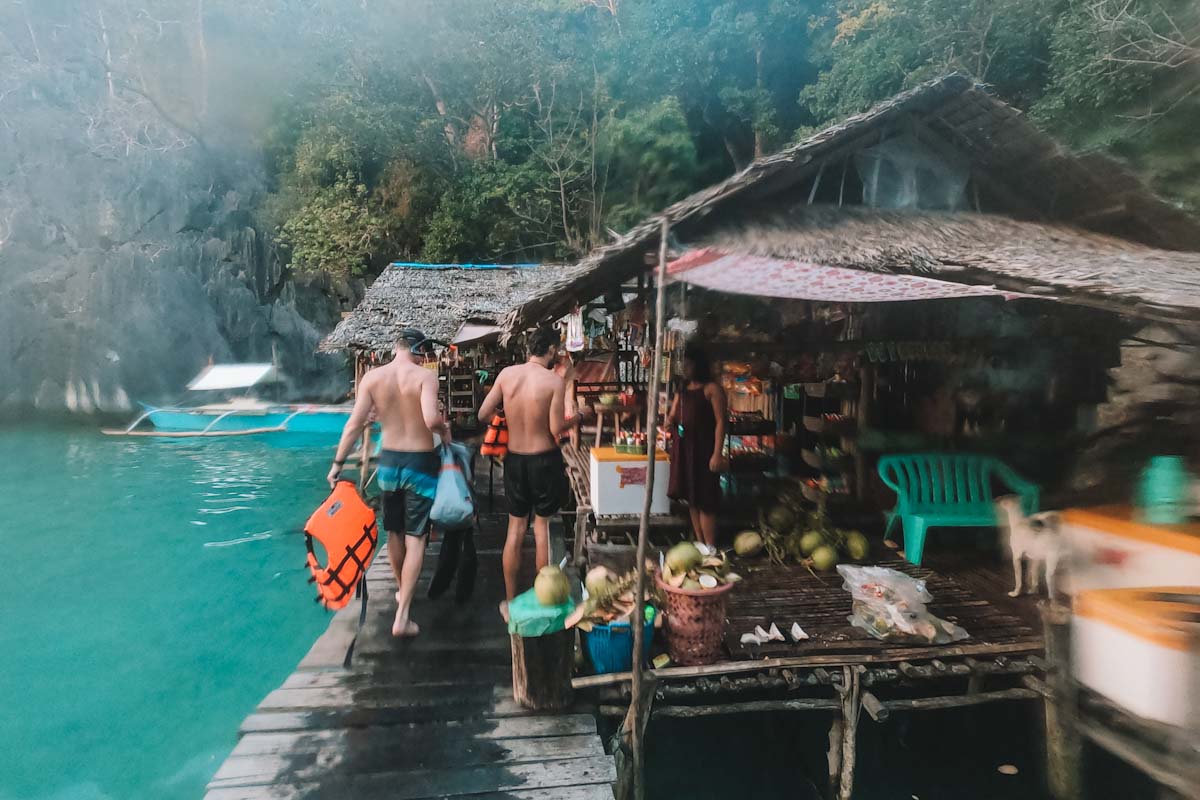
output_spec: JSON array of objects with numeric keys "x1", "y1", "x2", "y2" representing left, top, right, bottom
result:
[{"x1": 206, "y1": 519, "x2": 616, "y2": 800}]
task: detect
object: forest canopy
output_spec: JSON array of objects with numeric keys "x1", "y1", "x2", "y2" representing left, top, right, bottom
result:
[{"x1": 3, "y1": 0, "x2": 1197, "y2": 283}]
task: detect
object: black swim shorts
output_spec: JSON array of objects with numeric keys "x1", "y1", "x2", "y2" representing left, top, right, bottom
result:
[
  {"x1": 377, "y1": 449, "x2": 439, "y2": 536},
  {"x1": 504, "y1": 449, "x2": 568, "y2": 519}
]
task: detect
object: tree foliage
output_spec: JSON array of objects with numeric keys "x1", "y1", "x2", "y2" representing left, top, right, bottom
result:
[{"x1": 2, "y1": 0, "x2": 1197, "y2": 287}]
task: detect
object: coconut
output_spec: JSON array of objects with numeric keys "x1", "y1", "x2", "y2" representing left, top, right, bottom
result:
[
  {"x1": 682, "y1": 577, "x2": 703, "y2": 591},
  {"x1": 533, "y1": 565, "x2": 571, "y2": 606},
  {"x1": 733, "y1": 530, "x2": 764, "y2": 557},
  {"x1": 844, "y1": 531, "x2": 870, "y2": 561},
  {"x1": 665, "y1": 541, "x2": 703, "y2": 574},
  {"x1": 799, "y1": 530, "x2": 825, "y2": 556},
  {"x1": 766, "y1": 504, "x2": 795, "y2": 531},
  {"x1": 785, "y1": 531, "x2": 807, "y2": 561},
  {"x1": 811, "y1": 544, "x2": 839, "y2": 571},
  {"x1": 584, "y1": 566, "x2": 616, "y2": 597},
  {"x1": 697, "y1": 573, "x2": 719, "y2": 589}
]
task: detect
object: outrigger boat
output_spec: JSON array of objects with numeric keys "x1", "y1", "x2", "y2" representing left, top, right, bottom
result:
[{"x1": 103, "y1": 364, "x2": 353, "y2": 438}]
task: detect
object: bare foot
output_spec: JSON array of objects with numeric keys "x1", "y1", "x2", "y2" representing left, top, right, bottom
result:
[
  {"x1": 498, "y1": 601, "x2": 510, "y2": 624},
  {"x1": 391, "y1": 613, "x2": 420, "y2": 638}
]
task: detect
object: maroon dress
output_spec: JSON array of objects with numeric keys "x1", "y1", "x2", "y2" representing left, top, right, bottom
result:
[{"x1": 669, "y1": 385, "x2": 721, "y2": 513}]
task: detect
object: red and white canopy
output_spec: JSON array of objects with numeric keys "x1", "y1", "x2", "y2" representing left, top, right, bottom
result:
[{"x1": 667, "y1": 248, "x2": 1015, "y2": 303}]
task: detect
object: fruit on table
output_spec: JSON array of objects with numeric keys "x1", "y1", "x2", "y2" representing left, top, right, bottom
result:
[
  {"x1": 784, "y1": 531, "x2": 807, "y2": 561},
  {"x1": 766, "y1": 504, "x2": 796, "y2": 532},
  {"x1": 844, "y1": 530, "x2": 870, "y2": 561},
  {"x1": 534, "y1": 565, "x2": 571, "y2": 606},
  {"x1": 585, "y1": 565, "x2": 616, "y2": 597},
  {"x1": 799, "y1": 530, "x2": 825, "y2": 556},
  {"x1": 734, "y1": 530, "x2": 764, "y2": 557},
  {"x1": 811, "y1": 544, "x2": 839, "y2": 571},
  {"x1": 666, "y1": 541, "x2": 703, "y2": 574}
]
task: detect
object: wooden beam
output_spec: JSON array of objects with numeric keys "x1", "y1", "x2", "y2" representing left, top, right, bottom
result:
[
  {"x1": 570, "y1": 639, "x2": 1045, "y2": 689},
  {"x1": 600, "y1": 698, "x2": 839, "y2": 718}
]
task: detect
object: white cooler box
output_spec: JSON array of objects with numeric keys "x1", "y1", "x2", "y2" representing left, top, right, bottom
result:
[
  {"x1": 1072, "y1": 587, "x2": 1200, "y2": 729},
  {"x1": 1062, "y1": 506, "x2": 1200, "y2": 594},
  {"x1": 589, "y1": 446, "x2": 670, "y2": 516}
]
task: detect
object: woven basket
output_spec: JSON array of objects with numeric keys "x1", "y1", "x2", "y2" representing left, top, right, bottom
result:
[{"x1": 656, "y1": 573, "x2": 734, "y2": 666}]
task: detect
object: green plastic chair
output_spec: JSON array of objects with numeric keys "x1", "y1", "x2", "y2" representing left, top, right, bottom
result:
[{"x1": 877, "y1": 453, "x2": 1039, "y2": 565}]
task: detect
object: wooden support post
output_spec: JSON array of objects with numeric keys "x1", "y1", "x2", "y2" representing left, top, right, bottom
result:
[
  {"x1": 1042, "y1": 601, "x2": 1083, "y2": 800},
  {"x1": 510, "y1": 630, "x2": 574, "y2": 711},
  {"x1": 838, "y1": 665, "x2": 862, "y2": 800},
  {"x1": 826, "y1": 716, "x2": 844, "y2": 800},
  {"x1": 622, "y1": 216, "x2": 670, "y2": 800},
  {"x1": 613, "y1": 671, "x2": 657, "y2": 800},
  {"x1": 572, "y1": 504, "x2": 591, "y2": 564}
]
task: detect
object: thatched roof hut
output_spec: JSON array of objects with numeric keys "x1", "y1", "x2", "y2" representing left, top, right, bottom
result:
[
  {"x1": 320, "y1": 264, "x2": 557, "y2": 355},
  {"x1": 505, "y1": 73, "x2": 1200, "y2": 330},
  {"x1": 685, "y1": 207, "x2": 1200, "y2": 319}
]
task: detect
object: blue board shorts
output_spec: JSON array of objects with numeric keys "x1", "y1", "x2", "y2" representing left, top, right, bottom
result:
[{"x1": 377, "y1": 450, "x2": 439, "y2": 536}]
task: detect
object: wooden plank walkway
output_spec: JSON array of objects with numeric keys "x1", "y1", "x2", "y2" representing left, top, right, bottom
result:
[{"x1": 206, "y1": 519, "x2": 616, "y2": 800}]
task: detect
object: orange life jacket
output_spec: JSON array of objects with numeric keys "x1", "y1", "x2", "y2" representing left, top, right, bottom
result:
[
  {"x1": 304, "y1": 480, "x2": 378, "y2": 610},
  {"x1": 480, "y1": 413, "x2": 508, "y2": 459}
]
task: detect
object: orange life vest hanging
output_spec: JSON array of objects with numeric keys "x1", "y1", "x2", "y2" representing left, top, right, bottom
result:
[
  {"x1": 480, "y1": 413, "x2": 508, "y2": 459},
  {"x1": 304, "y1": 480, "x2": 378, "y2": 610}
]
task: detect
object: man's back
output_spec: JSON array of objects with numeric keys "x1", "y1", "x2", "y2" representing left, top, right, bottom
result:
[
  {"x1": 500, "y1": 363, "x2": 563, "y2": 454},
  {"x1": 365, "y1": 361, "x2": 436, "y2": 451}
]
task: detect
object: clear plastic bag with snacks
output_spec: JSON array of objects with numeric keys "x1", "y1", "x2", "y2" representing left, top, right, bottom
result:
[{"x1": 838, "y1": 565, "x2": 968, "y2": 645}]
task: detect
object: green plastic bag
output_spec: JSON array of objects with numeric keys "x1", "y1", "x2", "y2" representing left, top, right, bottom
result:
[{"x1": 507, "y1": 587, "x2": 574, "y2": 637}]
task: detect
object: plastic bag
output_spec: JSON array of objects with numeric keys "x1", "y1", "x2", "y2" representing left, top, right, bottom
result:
[
  {"x1": 507, "y1": 586, "x2": 574, "y2": 637},
  {"x1": 838, "y1": 565, "x2": 968, "y2": 645},
  {"x1": 838, "y1": 565, "x2": 932, "y2": 607},
  {"x1": 430, "y1": 442, "x2": 474, "y2": 529}
]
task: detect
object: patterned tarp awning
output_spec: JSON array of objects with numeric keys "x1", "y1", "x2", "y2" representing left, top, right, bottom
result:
[{"x1": 667, "y1": 248, "x2": 1014, "y2": 303}]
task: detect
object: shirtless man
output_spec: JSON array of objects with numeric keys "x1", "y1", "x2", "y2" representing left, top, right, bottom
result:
[
  {"x1": 478, "y1": 327, "x2": 582, "y2": 620},
  {"x1": 328, "y1": 329, "x2": 448, "y2": 638}
]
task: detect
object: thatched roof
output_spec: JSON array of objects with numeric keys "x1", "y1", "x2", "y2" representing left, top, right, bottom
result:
[
  {"x1": 505, "y1": 73, "x2": 1200, "y2": 331},
  {"x1": 693, "y1": 206, "x2": 1200, "y2": 320},
  {"x1": 320, "y1": 264, "x2": 557, "y2": 354}
]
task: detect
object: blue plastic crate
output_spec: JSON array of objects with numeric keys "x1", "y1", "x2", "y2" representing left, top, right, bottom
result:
[{"x1": 583, "y1": 607, "x2": 656, "y2": 674}]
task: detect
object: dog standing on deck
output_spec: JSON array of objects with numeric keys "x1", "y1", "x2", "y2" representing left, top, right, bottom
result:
[{"x1": 995, "y1": 496, "x2": 1065, "y2": 598}]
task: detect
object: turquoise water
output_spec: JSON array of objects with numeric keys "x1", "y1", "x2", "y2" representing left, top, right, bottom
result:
[{"x1": 0, "y1": 424, "x2": 335, "y2": 800}]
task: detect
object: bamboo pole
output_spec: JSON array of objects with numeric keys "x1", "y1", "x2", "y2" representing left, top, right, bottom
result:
[{"x1": 626, "y1": 216, "x2": 669, "y2": 800}]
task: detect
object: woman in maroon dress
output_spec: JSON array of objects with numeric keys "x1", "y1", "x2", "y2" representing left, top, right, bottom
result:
[{"x1": 667, "y1": 343, "x2": 728, "y2": 546}]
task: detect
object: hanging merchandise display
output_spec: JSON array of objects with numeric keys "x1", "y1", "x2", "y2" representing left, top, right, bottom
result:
[{"x1": 566, "y1": 307, "x2": 586, "y2": 352}]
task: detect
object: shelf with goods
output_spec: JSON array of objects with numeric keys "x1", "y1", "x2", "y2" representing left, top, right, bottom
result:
[
  {"x1": 443, "y1": 370, "x2": 482, "y2": 431},
  {"x1": 799, "y1": 378, "x2": 861, "y2": 508}
]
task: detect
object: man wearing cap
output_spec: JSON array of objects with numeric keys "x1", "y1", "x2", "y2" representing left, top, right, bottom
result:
[{"x1": 329, "y1": 328, "x2": 448, "y2": 638}]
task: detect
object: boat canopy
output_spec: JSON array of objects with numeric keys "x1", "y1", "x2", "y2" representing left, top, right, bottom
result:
[{"x1": 187, "y1": 364, "x2": 282, "y2": 392}]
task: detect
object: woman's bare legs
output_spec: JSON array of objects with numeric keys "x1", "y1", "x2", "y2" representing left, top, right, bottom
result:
[{"x1": 697, "y1": 510, "x2": 718, "y2": 547}]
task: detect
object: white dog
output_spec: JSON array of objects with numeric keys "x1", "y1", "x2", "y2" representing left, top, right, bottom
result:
[{"x1": 995, "y1": 496, "x2": 1064, "y2": 598}]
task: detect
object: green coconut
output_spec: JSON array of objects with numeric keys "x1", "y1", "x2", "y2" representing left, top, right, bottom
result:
[
  {"x1": 534, "y1": 565, "x2": 571, "y2": 606},
  {"x1": 584, "y1": 566, "x2": 616, "y2": 597},
  {"x1": 682, "y1": 578, "x2": 704, "y2": 591},
  {"x1": 665, "y1": 541, "x2": 703, "y2": 574},
  {"x1": 799, "y1": 530, "x2": 826, "y2": 556},
  {"x1": 811, "y1": 544, "x2": 839, "y2": 572},
  {"x1": 844, "y1": 531, "x2": 870, "y2": 561},
  {"x1": 766, "y1": 504, "x2": 796, "y2": 532},
  {"x1": 784, "y1": 531, "x2": 807, "y2": 561},
  {"x1": 734, "y1": 530, "x2": 764, "y2": 557}
]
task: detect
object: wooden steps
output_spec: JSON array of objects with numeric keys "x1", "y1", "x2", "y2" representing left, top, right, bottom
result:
[{"x1": 207, "y1": 520, "x2": 614, "y2": 800}]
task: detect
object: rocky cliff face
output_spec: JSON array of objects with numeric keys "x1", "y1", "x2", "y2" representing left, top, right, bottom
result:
[{"x1": 0, "y1": 100, "x2": 348, "y2": 414}]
